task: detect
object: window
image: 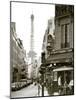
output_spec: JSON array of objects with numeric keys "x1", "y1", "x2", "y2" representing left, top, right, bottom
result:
[
  {"x1": 53, "y1": 72, "x2": 57, "y2": 81},
  {"x1": 61, "y1": 24, "x2": 70, "y2": 48}
]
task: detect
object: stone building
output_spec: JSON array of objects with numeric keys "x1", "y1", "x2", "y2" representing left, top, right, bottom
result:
[
  {"x1": 10, "y1": 22, "x2": 27, "y2": 83},
  {"x1": 42, "y1": 17, "x2": 55, "y2": 59},
  {"x1": 41, "y1": 18, "x2": 55, "y2": 93},
  {"x1": 46, "y1": 5, "x2": 74, "y2": 95}
]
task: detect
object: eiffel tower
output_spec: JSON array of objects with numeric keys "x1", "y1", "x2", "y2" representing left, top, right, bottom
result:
[{"x1": 28, "y1": 14, "x2": 36, "y2": 78}]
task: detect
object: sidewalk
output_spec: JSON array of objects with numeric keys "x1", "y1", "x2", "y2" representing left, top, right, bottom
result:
[{"x1": 37, "y1": 84, "x2": 60, "y2": 96}]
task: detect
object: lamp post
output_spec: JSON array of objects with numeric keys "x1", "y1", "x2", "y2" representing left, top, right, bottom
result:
[
  {"x1": 39, "y1": 65, "x2": 45, "y2": 96},
  {"x1": 39, "y1": 52, "x2": 46, "y2": 96}
]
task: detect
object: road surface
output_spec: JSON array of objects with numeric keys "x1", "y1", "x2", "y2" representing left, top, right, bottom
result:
[
  {"x1": 11, "y1": 83, "x2": 49, "y2": 98},
  {"x1": 11, "y1": 83, "x2": 39, "y2": 98}
]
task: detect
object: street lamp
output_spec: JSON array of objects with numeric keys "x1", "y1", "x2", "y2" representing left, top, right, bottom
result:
[
  {"x1": 39, "y1": 52, "x2": 46, "y2": 96},
  {"x1": 39, "y1": 65, "x2": 45, "y2": 96}
]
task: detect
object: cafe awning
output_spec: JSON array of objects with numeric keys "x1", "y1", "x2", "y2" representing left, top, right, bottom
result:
[{"x1": 53, "y1": 66, "x2": 73, "y2": 72}]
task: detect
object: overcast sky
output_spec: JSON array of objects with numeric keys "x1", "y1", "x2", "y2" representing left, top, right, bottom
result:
[{"x1": 11, "y1": 2, "x2": 55, "y2": 58}]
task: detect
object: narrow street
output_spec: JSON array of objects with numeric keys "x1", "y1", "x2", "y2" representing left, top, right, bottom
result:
[
  {"x1": 11, "y1": 83, "x2": 49, "y2": 98},
  {"x1": 11, "y1": 83, "x2": 38, "y2": 98},
  {"x1": 10, "y1": 3, "x2": 74, "y2": 98}
]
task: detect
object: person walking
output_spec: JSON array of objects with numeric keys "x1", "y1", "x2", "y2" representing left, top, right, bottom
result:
[{"x1": 38, "y1": 83, "x2": 41, "y2": 96}]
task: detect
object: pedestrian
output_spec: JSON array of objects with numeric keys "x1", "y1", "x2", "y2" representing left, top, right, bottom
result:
[
  {"x1": 38, "y1": 83, "x2": 40, "y2": 96},
  {"x1": 58, "y1": 76, "x2": 62, "y2": 94}
]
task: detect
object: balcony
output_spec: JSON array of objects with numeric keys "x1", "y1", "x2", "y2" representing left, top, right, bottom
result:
[
  {"x1": 55, "y1": 5, "x2": 74, "y2": 19},
  {"x1": 46, "y1": 48, "x2": 73, "y2": 64}
]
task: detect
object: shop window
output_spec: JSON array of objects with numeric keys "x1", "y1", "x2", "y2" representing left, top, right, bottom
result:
[{"x1": 53, "y1": 72, "x2": 57, "y2": 81}]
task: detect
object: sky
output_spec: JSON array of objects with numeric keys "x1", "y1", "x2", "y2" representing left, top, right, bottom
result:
[{"x1": 11, "y1": 2, "x2": 55, "y2": 59}]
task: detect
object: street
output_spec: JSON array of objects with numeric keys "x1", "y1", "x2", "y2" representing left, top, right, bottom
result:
[
  {"x1": 11, "y1": 83, "x2": 49, "y2": 98},
  {"x1": 11, "y1": 83, "x2": 38, "y2": 98}
]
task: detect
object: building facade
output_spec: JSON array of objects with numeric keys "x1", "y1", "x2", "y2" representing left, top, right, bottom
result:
[
  {"x1": 46, "y1": 5, "x2": 74, "y2": 95},
  {"x1": 10, "y1": 22, "x2": 27, "y2": 83},
  {"x1": 41, "y1": 18, "x2": 55, "y2": 94},
  {"x1": 42, "y1": 17, "x2": 55, "y2": 59}
]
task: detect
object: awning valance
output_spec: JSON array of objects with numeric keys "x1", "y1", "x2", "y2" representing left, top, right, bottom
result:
[{"x1": 53, "y1": 66, "x2": 73, "y2": 72}]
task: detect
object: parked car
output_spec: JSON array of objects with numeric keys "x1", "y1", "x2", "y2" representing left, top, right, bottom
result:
[
  {"x1": 11, "y1": 82, "x2": 19, "y2": 91},
  {"x1": 11, "y1": 79, "x2": 33, "y2": 91}
]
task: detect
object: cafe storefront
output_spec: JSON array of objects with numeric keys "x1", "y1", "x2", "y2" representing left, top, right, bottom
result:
[
  {"x1": 46, "y1": 48, "x2": 74, "y2": 95},
  {"x1": 53, "y1": 66, "x2": 74, "y2": 95}
]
